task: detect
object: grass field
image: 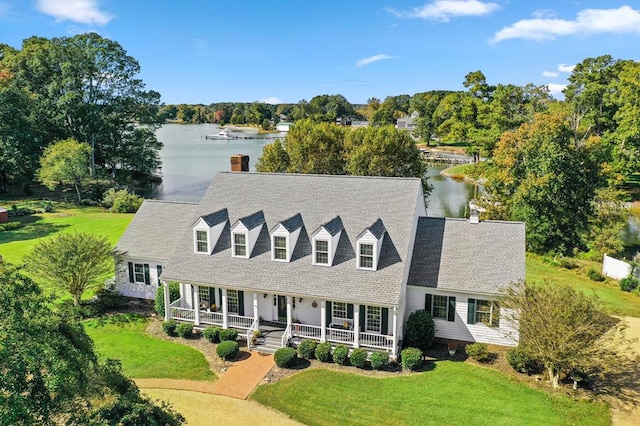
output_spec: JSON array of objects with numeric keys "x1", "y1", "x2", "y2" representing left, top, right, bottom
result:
[
  {"x1": 252, "y1": 364, "x2": 609, "y2": 426},
  {"x1": 84, "y1": 314, "x2": 216, "y2": 381},
  {"x1": 526, "y1": 254, "x2": 640, "y2": 317}
]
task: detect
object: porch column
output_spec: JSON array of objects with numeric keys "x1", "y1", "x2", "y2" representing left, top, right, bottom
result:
[
  {"x1": 320, "y1": 300, "x2": 326, "y2": 342},
  {"x1": 253, "y1": 292, "x2": 259, "y2": 323},
  {"x1": 193, "y1": 284, "x2": 200, "y2": 326},
  {"x1": 353, "y1": 304, "x2": 360, "y2": 348},
  {"x1": 286, "y1": 296, "x2": 293, "y2": 328},
  {"x1": 392, "y1": 307, "x2": 398, "y2": 359},
  {"x1": 163, "y1": 281, "x2": 170, "y2": 321},
  {"x1": 222, "y1": 288, "x2": 228, "y2": 328}
]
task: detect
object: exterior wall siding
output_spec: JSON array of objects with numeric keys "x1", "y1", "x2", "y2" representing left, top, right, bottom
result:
[
  {"x1": 405, "y1": 286, "x2": 518, "y2": 346},
  {"x1": 115, "y1": 257, "x2": 163, "y2": 300}
]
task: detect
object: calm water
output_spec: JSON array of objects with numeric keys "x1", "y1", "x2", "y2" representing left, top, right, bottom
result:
[{"x1": 152, "y1": 123, "x2": 483, "y2": 218}]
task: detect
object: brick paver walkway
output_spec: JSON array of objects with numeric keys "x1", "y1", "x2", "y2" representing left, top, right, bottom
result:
[{"x1": 134, "y1": 351, "x2": 275, "y2": 400}]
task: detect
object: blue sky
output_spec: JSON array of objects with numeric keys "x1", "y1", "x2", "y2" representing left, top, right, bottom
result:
[{"x1": 1, "y1": 0, "x2": 640, "y2": 104}]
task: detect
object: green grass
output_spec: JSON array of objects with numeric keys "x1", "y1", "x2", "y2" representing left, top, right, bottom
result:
[
  {"x1": 252, "y1": 364, "x2": 609, "y2": 426},
  {"x1": 84, "y1": 314, "x2": 216, "y2": 381},
  {"x1": 441, "y1": 163, "x2": 477, "y2": 176},
  {"x1": 526, "y1": 254, "x2": 640, "y2": 317}
]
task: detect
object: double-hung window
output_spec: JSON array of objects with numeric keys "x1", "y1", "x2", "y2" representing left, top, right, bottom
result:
[
  {"x1": 468, "y1": 298, "x2": 499, "y2": 327},
  {"x1": 198, "y1": 287, "x2": 210, "y2": 307},
  {"x1": 359, "y1": 243, "x2": 374, "y2": 269},
  {"x1": 195, "y1": 230, "x2": 208, "y2": 253},
  {"x1": 273, "y1": 236, "x2": 287, "y2": 260},
  {"x1": 134, "y1": 264, "x2": 145, "y2": 283},
  {"x1": 227, "y1": 289, "x2": 239, "y2": 314},
  {"x1": 333, "y1": 302, "x2": 347, "y2": 322},
  {"x1": 314, "y1": 240, "x2": 329, "y2": 265},
  {"x1": 432, "y1": 295, "x2": 449, "y2": 319},
  {"x1": 233, "y1": 233, "x2": 246, "y2": 257},
  {"x1": 425, "y1": 294, "x2": 456, "y2": 322},
  {"x1": 366, "y1": 306, "x2": 381, "y2": 333}
]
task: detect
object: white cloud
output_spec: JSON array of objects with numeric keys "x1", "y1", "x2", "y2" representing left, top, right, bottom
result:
[
  {"x1": 260, "y1": 97, "x2": 282, "y2": 104},
  {"x1": 387, "y1": 0, "x2": 499, "y2": 22},
  {"x1": 542, "y1": 71, "x2": 559, "y2": 78},
  {"x1": 355, "y1": 54, "x2": 393, "y2": 67},
  {"x1": 557, "y1": 63, "x2": 575, "y2": 73},
  {"x1": 547, "y1": 83, "x2": 567, "y2": 96},
  {"x1": 493, "y1": 6, "x2": 640, "y2": 42},
  {"x1": 36, "y1": 0, "x2": 112, "y2": 25}
]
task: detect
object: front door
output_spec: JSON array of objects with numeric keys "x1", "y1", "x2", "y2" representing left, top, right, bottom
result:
[{"x1": 277, "y1": 295, "x2": 287, "y2": 322}]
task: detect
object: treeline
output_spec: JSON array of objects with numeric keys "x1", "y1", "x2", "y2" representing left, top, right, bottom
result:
[{"x1": 0, "y1": 33, "x2": 163, "y2": 194}]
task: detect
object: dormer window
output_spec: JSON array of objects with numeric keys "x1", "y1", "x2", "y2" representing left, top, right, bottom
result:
[
  {"x1": 314, "y1": 240, "x2": 329, "y2": 265},
  {"x1": 356, "y1": 218, "x2": 386, "y2": 271},
  {"x1": 270, "y1": 213, "x2": 302, "y2": 263},
  {"x1": 231, "y1": 210, "x2": 265, "y2": 259},
  {"x1": 311, "y1": 216, "x2": 343, "y2": 267},
  {"x1": 233, "y1": 232, "x2": 247, "y2": 257},
  {"x1": 273, "y1": 236, "x2": 287, "y2": 260},
  {"x1": 195, "y1": 230, "x2": 208, "y2": 253}
]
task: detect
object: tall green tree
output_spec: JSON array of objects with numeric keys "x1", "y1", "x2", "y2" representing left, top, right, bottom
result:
[
  {"x1": 38, "y1": 138, "x2": 91, "y2": 202},
  {"x1": 610, "y1": 60, "x2": 640, "y2": 175},
  {"x1": 24, "y1": 233, "x2": 116, "y2": 306}
]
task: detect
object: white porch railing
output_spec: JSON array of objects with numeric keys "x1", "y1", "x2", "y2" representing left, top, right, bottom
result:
[
  {"x1": 247, "y1": 318, "x2": 259, "y2": 350},
  {"x1": 228, "y1": 314, "x2": 254, "y2": 329},
  {"x1": 281, "y1": 324, "x2": 292, "y2": 347},
  {"x1": 359, "y1": 332, "x2": 393, "y2": 350},
  {"x1": 327, "y1": 327, "x2": 355, "y2": 344},
  {"x1": 170, "y1": 299, "x2": 195, "y2": 322},
  {"x1": 200, "y1": 310, "x2": 223, "y2": 326},
  {"x1": 292, "y1": 323, "x2": 322, "y2": 339}
]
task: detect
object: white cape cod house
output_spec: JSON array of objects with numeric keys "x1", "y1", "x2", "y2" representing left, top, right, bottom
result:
[{"x1": 115, "y1": 171, "x2": 525, "y2": 358}]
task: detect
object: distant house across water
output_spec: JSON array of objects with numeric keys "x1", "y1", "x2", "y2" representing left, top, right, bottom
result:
[{"x1": 396, "y1": 111, "x2": 419, "y2": 132}]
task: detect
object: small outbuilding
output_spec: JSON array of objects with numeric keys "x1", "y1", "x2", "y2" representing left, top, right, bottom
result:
[{"x1": 0, "y1": 207, "x2": 8, "y2": 224}]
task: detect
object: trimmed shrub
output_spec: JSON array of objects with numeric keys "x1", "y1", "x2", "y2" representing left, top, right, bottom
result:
[
  {"x1": 297, "y1": 339, "x2": 317, "y2": 359},
  {"x1": 506, "y1": 346, "x2": 543, "y2": 375},
  {"x1": 274, "y1": 347, "x2": 298, "y2": 368},
  {"x1": 154, "y1": 282, "x2": 180, "y2": 316},
  {"x1": 0, "y1": 221, "x2": 22, "y2": 232},
  {"x1": 558, "y1": 258, "x2": 578, "y2": 269},
  {"x1": 219, "y1": 328, "x2": 238, "y2": 342},
  {"x1": 349, "y1": 347, "x2": 368, "y2": 369},
  {"x1": 370, "y1": 351, "x2": 389, "y2": 370},
  {"x1": 94, "y1": 288, "x2": 127, "y2": 311},
  {"x1": 216, "y1": 340, "x2": 239, "y2": 360},
  {"x1": 315, "y1": 342, "x2": 332, "y2": 362},
  {"x1": 401, "y1": 347, "x2": 423, "y2": 371},
  {"x1": 586, "y1": 268, "x2": 605, "y2": 282},
  {"x1": 162, "y1": 320, "x2": 178, "y2": 336},
  {"x1": 620, "y1": 275, "x2": 640, "y2": 292},
  {"x1": 176, "y1": 323, "x2": 194, "y2": 338},
  {"x1": 332, "y1": 345, "x2": 350, "y2": 366},
  {"x1": 465, "y1": 343, "x2": 490, "y2": 362},
  {"x1": 102, "y1": 188, "x2": 143, "y2": 213},
  {"x1": 202, "y1": 326, "x2": 221, "y2": 343},
  {"x1": 404, "y1": 310, "x2": 435, "y2": 352}
]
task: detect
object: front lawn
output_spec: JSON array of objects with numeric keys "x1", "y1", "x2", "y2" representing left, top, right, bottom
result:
[
  {"x1": 526, "y1": 254, "x2": 640, "y2": 317},
  {"x1": 252, "y1": 364, "x2": 609, "y2": 426},
  {"x1": 84, "y1": 314, "x2": 216, "y2": 381}
]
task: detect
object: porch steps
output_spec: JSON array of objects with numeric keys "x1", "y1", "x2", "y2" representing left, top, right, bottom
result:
[{"x1": 252, "y1": 321, "x2": 286, "y2": 354}]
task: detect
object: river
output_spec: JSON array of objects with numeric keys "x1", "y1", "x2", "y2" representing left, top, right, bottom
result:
[{"x1": 152, "y1": 124, "x2": 478, "y2": 218}]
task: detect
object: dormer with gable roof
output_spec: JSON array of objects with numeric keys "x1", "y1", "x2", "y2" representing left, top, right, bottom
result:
[
  {"x1": 270, "y1": 213, "x2": 303, "y2": 262},
  {"x1": 193, "y1": 208, "x2": 228, "y2": 254},
  {"x1": 230, "y1": 210, "x2": 265, "y2": 258},
  {"x1": 311, "y1": 216, "x2": 343, "y2": 266},
  {"x1": 356, "y1": 218, "x2": 386, "y2": 271}
]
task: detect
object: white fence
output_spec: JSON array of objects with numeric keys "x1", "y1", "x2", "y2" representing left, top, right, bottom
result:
[{"x1": 602, "y1": 254, "x2": 633, "y2": 280}]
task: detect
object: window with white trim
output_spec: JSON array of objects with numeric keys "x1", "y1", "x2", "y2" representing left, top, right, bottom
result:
[
  {"x1": 432, "y1": 295, "x2": 448, "y2": 319},
  {"x1": 134, "y1": 263, "x2": 145, "y2": 283},
  {"x1": 314, "y1": 239, "x2": 329, "y2": 265},
  {"x1": 227, "y1": 289, "x2": 239, "y2": 314},
  {"x1": 366, "y1": 306, "x2": 381, "y2": 333},
  {"x1": 333, "y1": 302, "x2": 347, "y2": 320},
  {"x1": 273, "y1": 236, "x2": 287, "y2": 260},
  {"x1": 475, "y1": 299, "x2": 499, "y2": 327},
  {"x1": 195, "y1": 230, "x2": 208, "y2": 253},
  {"x1": 233, "y1": 233, "x2": 246, "y2": 257},
  {"x1": 359, "y1": 243, "x2": 374, "y2": 269},
  {"x1": 198, "y1": 287, "x2": 210, "y2": 307}
]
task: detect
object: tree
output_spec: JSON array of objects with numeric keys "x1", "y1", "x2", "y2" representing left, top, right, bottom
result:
[
  {"x1": 255, "y1": 139, "x2": 290, "y2": 173},
  {"x1": 610, "y1": 60, "x2": 640, "y2": 175},
  {"x1": 587, "y1": 187, "x2": 628, "y2": 257},
  {"x1": 24, "y1": 233, "x2": 116, "y2": 306},
  {"x1": 280, "y1": 119, "x2": 346, "y2": 174},
  {"x1": 501, "y1": 282, "x2": 627, "y2": 388},
  {"x1": 38, "y1": 138, "x2": 91, "y2": 202},
  {"x1": 0, "y1": 265, "x2": 184, "y2": 424},
  {"x1": 404, "y1": 310, "x2": 435, "y2": 352}
]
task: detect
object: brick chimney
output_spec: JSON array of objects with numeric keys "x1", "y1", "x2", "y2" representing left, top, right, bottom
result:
[{"x1": 230, "y1": 154, "x2": 249, "y2": 172}]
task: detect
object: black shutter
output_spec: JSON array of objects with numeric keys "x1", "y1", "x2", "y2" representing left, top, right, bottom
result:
[
  {"x1": 127, "y1": 262, "x2": 134, "y2": 282},
  {"x1": 219, "y1": 288, "x2": 223, "y2": 307},
  {"x1": 209, "y1": 288, "x2": 215, "y2": 308},
  {"x1": 238, "y1": 291, "x2": 245, "y2": 316},
  {"x1": 448, "y1": 297, "x2": 456, "y2": 322},
  {"x1": 347, "y1": 303, "x2": 354, "y2": 320},
  {"x1": 156, "y1": 265, "x2": 163, "y2": 279},
  {"x1": 424, "y1": 294, "x2": 432, "y2": 315},
  {"x1": 467, "y1": 298, "x2": 476, "y2": 324},
  {"x1": 143, "y1": 264, "x2": 150, "y2": 285},
  {"x1": 359, "y1": 306, "x2": 366, "y2": 331},
  {"x1": 381, "y1": 308, "x2": 389, "y2": 335},
  {"x1": 326, "y1": 301, "x2": 332, "y2": 326}
]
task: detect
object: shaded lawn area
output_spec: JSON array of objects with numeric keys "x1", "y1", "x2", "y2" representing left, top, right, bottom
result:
[
  {"x1": 526, "y1": 254, "x2": 640, "y2": 317},
  {"x1": 252, "y1": 364, "x2": 609, "y2": 426},
  {"x1": 84, "y1": 314, "x2": 216, "y2": 381}
]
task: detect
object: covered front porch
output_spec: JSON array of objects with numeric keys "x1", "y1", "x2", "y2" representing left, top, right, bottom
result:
[{"x1": 162, "y1": 282, "x2": 399, "y2": 358}]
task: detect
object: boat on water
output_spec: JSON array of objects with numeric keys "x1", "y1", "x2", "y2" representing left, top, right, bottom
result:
[{"x1": 216, "y1": 129, "x2": 231, "y2": 138}]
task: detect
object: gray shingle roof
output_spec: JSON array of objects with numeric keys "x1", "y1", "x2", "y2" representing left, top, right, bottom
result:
[
  {"x1": 116, "y1": 200, "x2": 199, "y2": 262},
  {"x1": 199, "y1": 208, "x2": 228, "y2": 227},
  {"x1": 319, "y1": 216, "x2": 344, "y2": 236},
  {"x1": 233, "y1": 210, "x2": 265, "y2": 230},
  {"x1": 161, "y1": 172, "x2": 423, "y2": 306},
  {"x1": 273, "y1": 213, "x2": 303, "y2": 233},
  {"x1": 362, "y1": 218, "x2": 386, "y2": 240},
  {"x1": 407, "y1": 217, "x2": 525, "y2": 294}
]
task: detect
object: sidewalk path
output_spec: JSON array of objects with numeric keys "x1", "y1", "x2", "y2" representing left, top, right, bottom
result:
[{"x1": 134, "y1": 351, "x2": 275, "y2": 400}]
